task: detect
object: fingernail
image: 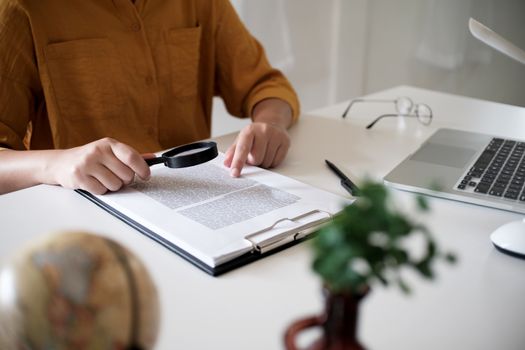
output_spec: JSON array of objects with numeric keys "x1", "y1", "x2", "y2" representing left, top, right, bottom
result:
[{"x1": 231, "y1": 168, "x2": 240, "y2": 177}]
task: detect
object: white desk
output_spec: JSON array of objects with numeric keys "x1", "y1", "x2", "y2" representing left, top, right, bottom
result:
[{"x1": 1, "y1": 86, "x2": 525, "y2": 349}]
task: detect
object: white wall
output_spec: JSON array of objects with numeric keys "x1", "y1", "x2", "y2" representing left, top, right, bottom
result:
[
  {"x1": 363, "y1": 0, "x2": 525, "y2": 107},
  {"x1": 212, "y1": 0, "x2": 525, "y2": 137}
]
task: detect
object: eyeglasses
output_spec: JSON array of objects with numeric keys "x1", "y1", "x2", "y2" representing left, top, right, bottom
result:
[{"x1": 341, "y1": 96, "x2": 433, "y2": 129}]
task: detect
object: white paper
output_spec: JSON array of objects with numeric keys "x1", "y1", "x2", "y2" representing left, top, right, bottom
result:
[{"x1": 94, "y1": 154, "x2": 350, "y2": 267}]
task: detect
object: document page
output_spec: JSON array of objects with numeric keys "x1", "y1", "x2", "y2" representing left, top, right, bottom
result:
[
  {"x1": 132, "y1": 163, "x2": 300, "y2": 230},
  {"x1": 92, "y1": 154, "x2": 349, "y2": 267}
]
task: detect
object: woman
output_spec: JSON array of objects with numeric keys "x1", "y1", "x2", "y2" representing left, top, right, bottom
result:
[{"x1": 0, "y1": 0, "x2": 299, "y2": 194}]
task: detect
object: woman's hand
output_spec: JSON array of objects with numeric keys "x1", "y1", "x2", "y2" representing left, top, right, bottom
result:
[
  {"x1": 224, "y1": 98, "x2": 294, "y2": 177},
  {"x1": 224, "y1": 122, "x2": 291, "y2": 177},
  {"x1": 47, "y1": 138, "x2": 151, "y2": 194}
]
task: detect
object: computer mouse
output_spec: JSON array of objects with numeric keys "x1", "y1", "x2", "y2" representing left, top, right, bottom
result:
[{"x1": 490, "y1": 219, "x2": 525, "y2": 259}]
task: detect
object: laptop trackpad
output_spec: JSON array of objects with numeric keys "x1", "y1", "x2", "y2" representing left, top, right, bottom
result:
[{"x1": 410, "y1": 143, "x2": 476, "y2": 168}]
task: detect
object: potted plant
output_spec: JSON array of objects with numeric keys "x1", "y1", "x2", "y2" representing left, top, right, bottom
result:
[{"x1": 284, "y1": 181, "x2": 456, "y2": 350}]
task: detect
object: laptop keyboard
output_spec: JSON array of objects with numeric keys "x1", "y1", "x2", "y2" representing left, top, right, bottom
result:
[{"x1": 457, "y1": 138, "x2": 525, "y2": 201}]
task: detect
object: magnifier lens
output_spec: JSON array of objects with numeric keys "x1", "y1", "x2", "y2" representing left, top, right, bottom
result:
[
  {"x1": 174, "y1": 147, "x2": 210, "y2": 157},
  {"x1": 149, "y1": 141, "x2": 218, "y2": 168}
]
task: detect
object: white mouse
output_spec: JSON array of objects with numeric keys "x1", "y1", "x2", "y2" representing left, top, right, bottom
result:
[{"x1": 490, "y1": 219, "x2": 525, "y2": 259}]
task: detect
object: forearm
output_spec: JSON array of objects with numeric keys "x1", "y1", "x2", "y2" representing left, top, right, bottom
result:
[
  {"x1": 251, "y1": 98, "x2": 294, "y2": 129},
  {"x1": 0, "y1": 138, "x2": 152, "y2": 195},
  {"x1": 0, "y1": 149, "x2": 57, "y2": 194}
]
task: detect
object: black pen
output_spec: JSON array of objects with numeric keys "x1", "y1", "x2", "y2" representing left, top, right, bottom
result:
[{"x1": 325, "y1": 160, "x2": 360, "y2": 196}]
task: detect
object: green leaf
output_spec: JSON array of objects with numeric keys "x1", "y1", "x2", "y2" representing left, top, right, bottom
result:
[
  {"x1": 390, "y1": 249, "x2": 409, "y2": 265},
  {"x1": 416, "y1": 195, "x2": 429, "y2": 211},
  {"x1": 397, "y1": 278, "x2": 411, "y2": 294},
  {"x1": 414, "y1": 261, "x2": 434, "y2": 279},
  {"x1": 445, "y1": 252, "x2": 457, "y2": 264}
]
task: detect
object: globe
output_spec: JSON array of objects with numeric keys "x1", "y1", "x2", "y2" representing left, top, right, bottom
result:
[{"x1": 0, "y1": 232, "x2": 160, "y2": 350}]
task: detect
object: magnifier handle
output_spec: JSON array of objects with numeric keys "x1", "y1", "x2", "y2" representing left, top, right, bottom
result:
[{"x1": 145, "y1": 157, "x2": 165, "y2": 166}]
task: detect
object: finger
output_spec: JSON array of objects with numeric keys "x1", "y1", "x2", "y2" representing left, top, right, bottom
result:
[
  {"x1": 142, "y1": 153, "x2": 156, "y2": 160},
  {"x1": 110, "y1": 142, "x2": 151, "y2": 180},
  {"x1": 89, "y1": 164, "x2": 124, "y2": 192},
  {"x1": 223, "y1": 142, "x2": 236, "y2": 168},
  {"x1": 246, "y1": 132, "x2": 268, "y2": 166},
  {"x1": 78, "y1": 175, "x2": 108, "y2": 195},
  {"x1": 103, "y1": 152, "x2": 136, "y2": 186},
  {"x1": 230, "y1": 131, "x2": 255, "y2": 177},
  {"x1": 271, "y1": 143, "x2": 289, "y2": 168},
  {"x1": 261, "y1": 139, "x2": 280, "y2": 168}
]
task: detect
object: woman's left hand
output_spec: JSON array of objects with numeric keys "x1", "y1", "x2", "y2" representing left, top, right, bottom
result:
[
  {"x1": 223, "y1": 121, "x2": 291, "y2": 177},
  {"x1": 223, "y1": 98, "x2": 294, "y2": 177}
]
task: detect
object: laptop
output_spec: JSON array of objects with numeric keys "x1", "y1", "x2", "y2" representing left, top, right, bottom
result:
[
  {"x1": 384, "y1": 19, "x2": 525, "y2": 213},
  {"x1": 384, "y1": 128, "x2": 525, "y2": 214}
]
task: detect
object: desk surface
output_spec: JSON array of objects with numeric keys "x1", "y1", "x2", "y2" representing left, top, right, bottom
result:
[{"x1": 2, "y1": 86, "x2": 525, "y2": 350}]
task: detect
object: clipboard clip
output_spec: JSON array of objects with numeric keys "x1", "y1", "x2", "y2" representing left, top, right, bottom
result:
[{"x1": 244, "y1": 210, "x2": 332, "y2": 254}]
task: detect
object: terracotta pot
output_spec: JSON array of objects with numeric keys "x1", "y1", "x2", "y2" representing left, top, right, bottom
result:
[{"x1": 284, "y1": 287, "x2": 368, "y2": 350}]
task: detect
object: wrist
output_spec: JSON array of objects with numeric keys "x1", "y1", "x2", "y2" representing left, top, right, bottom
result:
[
  {"x1": 251, "y1": 98, "x2": 293, "y2": 129},
  {"x1": 38, "y1": 149, "x2": 62, "y2": 186}
]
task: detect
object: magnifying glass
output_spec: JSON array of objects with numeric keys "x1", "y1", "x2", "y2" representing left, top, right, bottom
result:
[{"x1": 145, "y1": 141, "x2": 218, "y2": 168}]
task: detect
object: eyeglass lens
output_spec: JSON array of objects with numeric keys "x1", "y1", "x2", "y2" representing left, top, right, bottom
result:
[
  {"x1": 415, "y1": 104, "x2": 432, "y2": 125},
  {"x1": 394, "y1": 97, "x2": 414, "y2": 115}
]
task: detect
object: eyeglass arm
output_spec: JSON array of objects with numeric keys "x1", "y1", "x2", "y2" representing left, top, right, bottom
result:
[
  {"x1": 365, "y1": 114, "x2": 417, "y2": 129},
  {"x1": 341, "y1": 99, "x2": 397, "y2": 119}
]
